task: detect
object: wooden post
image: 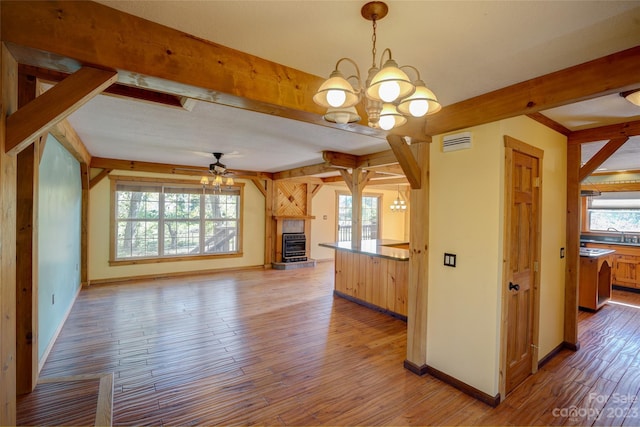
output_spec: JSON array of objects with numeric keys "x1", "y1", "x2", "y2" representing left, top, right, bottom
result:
[
  {"x1": 351, "y1": 169, "x2": 364, "y2": 248},
  {"x1": 80, "y1": 162, "x2": 90, "y2": 286},
  {"x1": 404, "y1": 143, "x2": 429, "y2": 374},
  {"x1": 264, "y1": 179, "x2": 274, "y2": 267},
  {"x1": 16, "y1": 71, "x2": 39, "y2": 394},
  {"x1": 1, "y1": 41, "x2": 19, "y2": 426},
  {"x1": 564, "y1": 143, "x2": 581, "y2": 350}
]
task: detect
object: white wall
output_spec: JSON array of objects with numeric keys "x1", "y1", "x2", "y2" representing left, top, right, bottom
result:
[
  {"x1": 426, "y1": 116, "x2": 567, "y2": 397},
  {"x1": 88, "y1": 170, "x2": 265, "y2": 282}
]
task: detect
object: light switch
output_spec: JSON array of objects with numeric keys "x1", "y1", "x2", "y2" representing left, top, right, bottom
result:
[{"x1": 444, "y1": 253, "x2": 456, "y2": 267}]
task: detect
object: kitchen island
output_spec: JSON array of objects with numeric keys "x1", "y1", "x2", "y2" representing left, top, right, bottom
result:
[
  {"x1": 319, "y1": 239, "x2": 409, "y2": 319},
  {"x1": 579, "y1": 247, "x2": 616, "y2": 311}
]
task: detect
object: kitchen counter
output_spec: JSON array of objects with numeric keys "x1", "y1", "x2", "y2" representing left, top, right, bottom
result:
[
  {"x1": 320, "y1": 239, "x2": 409, "y2": 319},
  {"x1": 579, "y1": 248, "x2": 614, "y2": 311},
  {"x1": 579, "y1": 247, "x2": 616, "y2": 258},
  {"x1": 319, "y1": 239, "x2": 409, "y2": 261}
]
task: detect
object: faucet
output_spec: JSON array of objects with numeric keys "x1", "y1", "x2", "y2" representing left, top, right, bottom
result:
[{"x1": 607, "y1": 227, "x2": 625, "y2": 242}]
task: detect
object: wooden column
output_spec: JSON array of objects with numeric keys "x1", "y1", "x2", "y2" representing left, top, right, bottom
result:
[
  {"x1": 404, "y1": 143, "x2": 430, "y2": 373},
  {"x1": 265, "y1": 179, "x2": 275, "y2": 267},
  {"x1": 351, "y1": 169, "x2": 364, "y2": 248},
  {"x1": 1, "y1": 42, "x2": 19, "y2": 426},
  {"x1": 16, "y1": 72, "x2": 39, "y2": 394},
  {"x1": 564, "y1": 143, "x2": 581, "y2": 350},
  {"x1": 80, "y1": 163, "x2": 90, "y2": 285}
]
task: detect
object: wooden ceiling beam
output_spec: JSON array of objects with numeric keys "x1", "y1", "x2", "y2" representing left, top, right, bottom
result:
[
  {"x1": 272, "y1": 162, "x2": 336, "y2": 180},
  {"x1": 423, "y1": 46, "x2": 640, "y2": 137},
  {"x1": 322, "y1": 151, "x2": 357, "y2": 169},
  {"x1": 387, "y1": 135, "x2": 421, "y2": 189},
  {"x1": 49, "y1": 119, "x2": 91, "y2": 166},
  {"x1": 526, "y1": 113, "x2": 572, "y2": 136},
  {"x1": 356, "y1": 150, "x2": 398, "y2": 169},
  {"x1": 6, "y1": 66, "x2": 117, "y2": 154},
  {"x1": 569, "y1": 119, "x2": 640, "y2": 145},
  {"x1": 578, "y1": 137, "x2": 629, "y2": 182},
  {"x1": 90, "y1": 157, "x2": 273, "y2": 180}
]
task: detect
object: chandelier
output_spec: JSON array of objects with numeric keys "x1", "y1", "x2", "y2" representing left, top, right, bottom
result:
[
  {"x1": 200, "y1": 152, "x2": 234, "y2": 192},
  {"x1": 390, "y1": 185, "x2": 407, "y2": 212},
  {"x1": 313, "y1": 1, "x2": 441, "y2": 130}
]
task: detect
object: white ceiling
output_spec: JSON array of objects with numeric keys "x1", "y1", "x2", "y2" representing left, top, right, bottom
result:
[{"x1": 58, "y1": 1, "x2": 640, "y2": 173}]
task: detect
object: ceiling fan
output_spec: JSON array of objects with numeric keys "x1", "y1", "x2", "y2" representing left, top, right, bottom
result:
[{"x1": 175, "y1": 152, "x2": 238, "y2": 188}]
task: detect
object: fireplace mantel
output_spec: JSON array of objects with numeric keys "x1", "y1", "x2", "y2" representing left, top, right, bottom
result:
[{"x1": 274, "y1": 215, "x2": 316, "y2": 220}]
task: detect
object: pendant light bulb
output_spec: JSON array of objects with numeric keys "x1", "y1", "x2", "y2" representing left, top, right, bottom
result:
[
  {"x1": 378, "y1": 81, "x2": 401, "y2": 103},
  {"x1": 409, "y1": 99, "x2": 429, "y2": 117},
  {"x1": 379, "y1": 115, "x2": 395, "y2": 130},
  {"x1": 327, "y1": 89, "x2": 347, "y2": 108}
]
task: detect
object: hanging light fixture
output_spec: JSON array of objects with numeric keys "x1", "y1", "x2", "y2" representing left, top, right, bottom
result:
[
  {"x1": 313, "y1": 2, "x2": 441, "y2": 130},
  {"x1": 201, "y1": 152, "x2": 235, "y2": 192},
  {"x1": 621, "y1": 89, "x2": 640, "y2": 106},
  {"x1": 390, "y1": 185, "x2": 407, "y2": 212}
]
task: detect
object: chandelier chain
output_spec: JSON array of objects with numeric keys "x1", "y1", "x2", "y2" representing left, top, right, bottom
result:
[{"x1": 371, "y1": 18, "x2": 377, "y2": 68}]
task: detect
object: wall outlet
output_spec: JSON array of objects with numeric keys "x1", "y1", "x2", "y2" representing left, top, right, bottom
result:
[
  {"x1": 444, "y1": 253, "x2": 457, "y2": 267},
  {"x1": 560, "y1": 247, "x2": 565, "y2": 259},
  {"x1": 52, "y1": 294, "x2": 55, "y2": 305}
]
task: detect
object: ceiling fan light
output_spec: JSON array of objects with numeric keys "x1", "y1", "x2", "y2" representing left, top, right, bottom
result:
[
  {"x1": 323, "y1": 106, "x2": 361, "y2": 124},
  {"x1": 225, "y1": 176, "x2": 234, "y2": 186},
  {"x1": 366, "y1": 58, "x2": 414, "y2": 103},
  {"x1": 313, "y1": 70, "x2": 360, "y2": 109},
  {"x1": 623, "y1": 89, "x2": 640, "y2": 107},
  {"x1": 214, "y1": 175, "x2": 223, "y2": 185},
  {"x1": 200, "y1": 176, "x2": 209, "y2": 185}
]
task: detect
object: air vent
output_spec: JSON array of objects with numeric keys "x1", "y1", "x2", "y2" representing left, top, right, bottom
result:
[{"x1": 442, "y1": 132, "x2": 472, "y2": 152}]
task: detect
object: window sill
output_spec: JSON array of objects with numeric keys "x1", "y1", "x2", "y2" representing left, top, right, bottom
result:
[{"x1": 109, "y1": 252, "x2": 243, "y2": 266}]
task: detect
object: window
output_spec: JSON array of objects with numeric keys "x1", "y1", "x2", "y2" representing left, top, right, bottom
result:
[
  {"x1": 587, "y1": 191, "x2": 640, "y2": 233},
  {"x1": 112, "y1": 177, "x2": 242, "y2": 263},
  {"x1": 336, "y1": 193, "x2": 380, "y2": 241}
]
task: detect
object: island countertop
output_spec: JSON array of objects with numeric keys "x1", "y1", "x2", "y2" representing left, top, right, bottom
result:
[{"x1": 319, "y1": 239, "x2": 409, "y2": 261}]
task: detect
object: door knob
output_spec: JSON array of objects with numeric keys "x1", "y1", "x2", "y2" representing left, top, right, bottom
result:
[{"x1": 509, "y1": 282, "x2": 520, "y2": 291}]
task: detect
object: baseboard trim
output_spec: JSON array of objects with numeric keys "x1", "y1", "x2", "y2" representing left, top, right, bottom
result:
[
  {"x1": 562, "y1": 340, "x2": 580, "y2": 352},
  {"x1": 333, "y1": 290, "x2": 407, "y2": 322},
  {"x1": 538, "y1": 341, "x2": 567, "y2": 369},
  {"x1": 38, "y1": 283, "x2": 82, "y2": 373},
  {"x1": 88, "y1": 264, "x2": 266, "y2": 286},
  {"x1": 425, "y1": 365, "x2": 501, "y2": 407},
  {"x1": 403, "y1": 360, "x2": 428, "y2": 376}
]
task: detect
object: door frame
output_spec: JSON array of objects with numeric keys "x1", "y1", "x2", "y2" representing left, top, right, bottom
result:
[{"x1": 499, "y1": 135, "x2": 544, "y2": 400}]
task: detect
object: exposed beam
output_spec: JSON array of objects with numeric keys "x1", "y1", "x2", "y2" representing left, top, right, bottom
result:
[
  {"x1": 364, "y1": 164, "x2": 405, "y2": 176},
  {"x1": 5, "y1": 66, "x2": 117, "y2": 154},
  {"x1": 19, "y1": 64, "x2": 185, "y2": 109},
  {"x1": 322, "y1": 151, "x2": 357, "y2": 169},
  {"x1": 569, "y1": 119, "x2": 640, "y2": 145},
  {"x1": 424, "y1": 46, "x2": 640, "y2": 137},
  {"x1": 387, "y1": 135, "x2": 421, "y2": 189},
  {"x1": 339, "y1": 169, "x2": 353, "y2": 193},
  {"x1": 49, "y1": 119, "x2": 91, "y2": 166},
  {"x1": 89, "y1": 168, "x2": 112, "y2": 190},
  {"x1": 90, "y1": 157, "x2": 274, "y2": 180},
  {"x1": 272, "y1": 163, "x2": 336, "y2": 180},
  {"x1": 526, "y1": 113, "x2": 571, "y2": 136},
  {"x1": 578, "y1": 137, "x2": 628, "y2": 182},
  {"x1": 582, "y1": 182, "x2": 640, "y2": 192},
  {"x1": 356, "y1": 150, "x2": 398, "y2": 169},
  {"x1": 250, "y1": 178, "x2": 267, "y2": 198},
  {"x1": 1, "y1": 1, "x2": 391, "y2": 140}
]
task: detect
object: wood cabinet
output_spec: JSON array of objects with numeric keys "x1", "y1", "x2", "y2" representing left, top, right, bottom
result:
[
  {"x1": 334, "y1": 250, "x2": 408, "y2": 318},
  {"x1": 585, "y1": 243, "x2": 640, "y2": 289},
  {"x1": 578, "y1": 254, "x2": 612, "y2": 311}
]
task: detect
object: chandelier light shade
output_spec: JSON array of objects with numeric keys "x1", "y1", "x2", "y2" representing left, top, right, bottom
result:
[
  {"x1": 324, "y1": 105, "x2": 361, "y2": 124},
  {"x1": 390, "y1": 185, "x2": 407, "y2": 212},
  {"x1": 621, "y1": 89, "x2": 640, "y2": 106},
  {"x1": 313, "y1": 1, "x2": 441, "y2": 130}
]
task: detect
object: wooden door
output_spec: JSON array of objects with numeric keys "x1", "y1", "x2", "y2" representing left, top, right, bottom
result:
[{"x1": 505, "y1": 147, "x2": 540, "y2": 395}]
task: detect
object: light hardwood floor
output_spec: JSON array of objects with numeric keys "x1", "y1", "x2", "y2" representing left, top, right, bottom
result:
[{"x1": 18, "y1": 262, "x2": 640, "y2": 426}]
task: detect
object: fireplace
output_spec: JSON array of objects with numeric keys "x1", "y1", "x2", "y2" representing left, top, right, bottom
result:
[{"x1": 282, "y1": 233, "x2": 307, "y2": 262}]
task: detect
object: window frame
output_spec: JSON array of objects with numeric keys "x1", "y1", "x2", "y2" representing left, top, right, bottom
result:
[
  {"x1": 109, "y1": 175, "x2": 244, "y2": 265},
  {"x1": 335, "y1": 191, "x2": 382, "y2": 242}
]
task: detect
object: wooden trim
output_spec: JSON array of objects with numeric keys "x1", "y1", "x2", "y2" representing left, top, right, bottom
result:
[
  {"x1": 581, "y1": 182, "x2": 640, "y2": 192},
  {"x1": 403, "y1": 360, "x2": 428, "y2": 376},
  {"x1": 526, "y1": 113, "x2": 572, "y2": 136},
  {"x1": 80, "y1": 163, "x2": 90, "y2": 287},
  {"x1": 578, "y1": 137, "x2": 629, "y2": 181},
  {"x1": 425, "y1": 365, "x2": 501, "y2": 407},
  {"x1": 6, "y1": 67, "x2": 117, "y2": 154},
  {"x1": 49, "y1": 119, "x2": 91, "y2": 166},
  {"x1": 386, "y1": 135, "x2": 421, "y2": 189},
  {"x1": 339, "y1": 169, "x2": 353, "y2": 193},
  {"x1": 89, "y1": 264, "x2": 265, "y2": 286},
  {"x1": 569, "y1": 119, "x2": 640, "y2": 145},
  {"x1": 95, "y1": 373, "x2": 114, "y2": 427},
  {"x1": 250, "y1": 177, "x2": 267, "y2": 197}
]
